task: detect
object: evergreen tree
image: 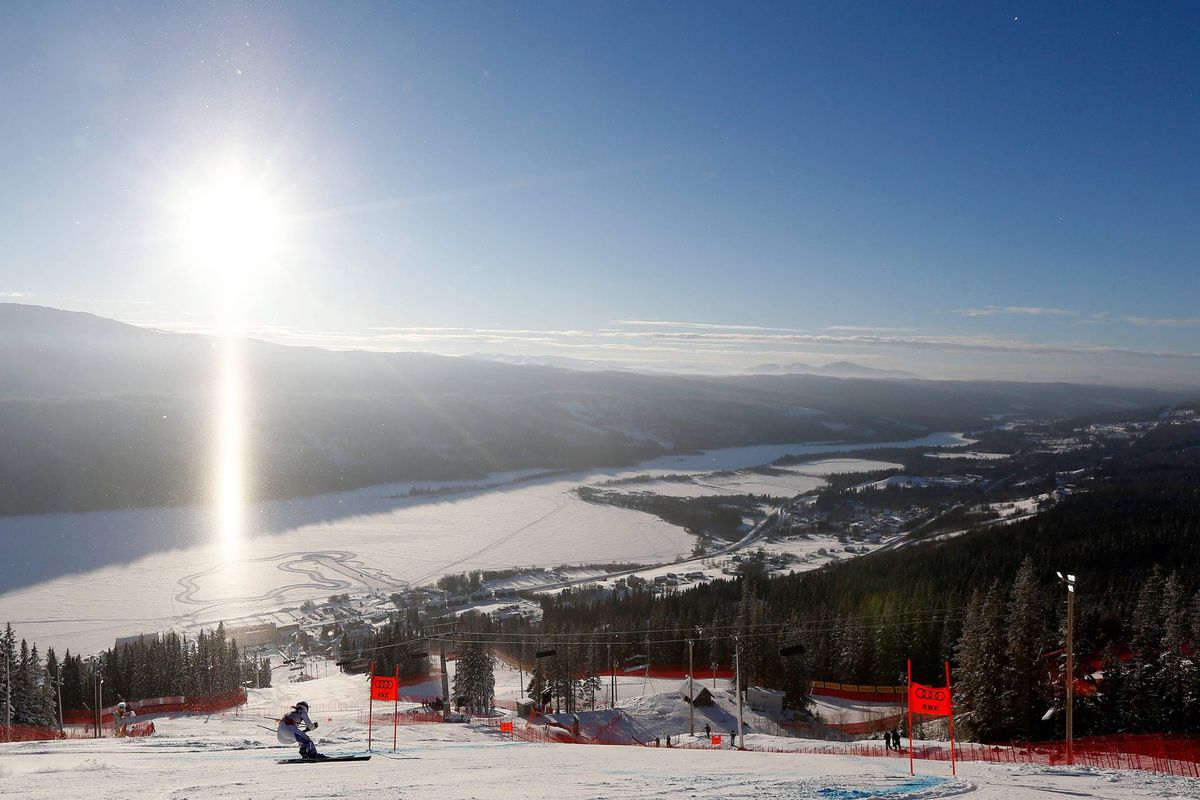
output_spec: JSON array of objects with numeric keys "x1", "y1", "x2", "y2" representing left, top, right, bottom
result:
[
  {"x1": 1155, "y1": 573, "x2": 1190, "y2": 731},
  {"x1": 955, "y1": 585, "x2": 1008, "y2": 740},
  {"x1": 1002, "y1": 558, "x2": 1047, "y2": 740},
  {"x1": 1125, "y1": 568, "x2": 1166, "y2": 730},
  {"x1": 13, "y1": 639, "x2": 33, "y2": 725},
  {"x1": 0, "y1": 624, "x2": 14, "y2": 727},
  {"x1": 452, "y1": 643, "x2": 496, "y2": 714}
]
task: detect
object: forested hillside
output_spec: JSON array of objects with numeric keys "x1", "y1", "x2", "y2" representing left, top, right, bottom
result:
[{"x1": 450, "y1": 427, "x2": 1200, "y2": 742}]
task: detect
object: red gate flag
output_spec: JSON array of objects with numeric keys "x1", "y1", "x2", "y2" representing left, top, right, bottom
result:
[
  {"x1": 371, "y1": 675, "x2": 398, "y2": 701},
  {"x1": 499, "y1": 721, "x2": 514, "y2": 733},
  {"x1": 711, "y1": 735, "x2": 722, "y2": 746},
  {"x1": 909, "y1": 681, "x2": 951, "y2": 716}
]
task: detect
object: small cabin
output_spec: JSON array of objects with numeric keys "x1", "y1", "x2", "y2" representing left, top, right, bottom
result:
[{"x1": 679, "y1": 678, "x2": 714, "y2": 706}]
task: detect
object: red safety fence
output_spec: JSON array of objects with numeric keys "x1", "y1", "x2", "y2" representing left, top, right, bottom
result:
[
  {"x1": 825, "y1": 714, "x2": 904, "y2": 736},
  {"x1": 61, "y1": 689, "x2": 247, "y2": 725},
  {"x1": 3, "y1": 720, "x2": 156, "y2": 742},
  {"x1": 356, "y1": 709, "x2": 446, "y2": 726},
  {"x1": 597, "y1": 666, "x2": 735, "y2": 680},
  {"x1": 468, "y1": 714, "x2": 1200, "y2": 778},
  {"x1": 810, "y1": 681, "x2": 905, "y2": 704},
  {"x1": 471, "y1": 714, "x2": 650, "y2": 746},
  {"x1": 60, "y1": 690, "x2": 246, "y2": 724},
  {"x1": 2, "y1": 725, "x2": 74, "y2": 742},
  {"x1": 732, "y1": 735, "x2": 1200, "y2": 778}
]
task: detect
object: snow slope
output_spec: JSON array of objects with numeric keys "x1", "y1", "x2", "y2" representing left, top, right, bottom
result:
[{"x1": 2, "y1": 667, "x2": 1195, "y2": 799}]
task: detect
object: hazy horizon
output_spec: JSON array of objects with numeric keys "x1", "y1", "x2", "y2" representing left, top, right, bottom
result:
[
  {"x1": 3, "y1": 3, "x2": 1198, "y2": 385},
  {"x1": 6, "y1": 299, "x2": 1200, "y2": 390}
]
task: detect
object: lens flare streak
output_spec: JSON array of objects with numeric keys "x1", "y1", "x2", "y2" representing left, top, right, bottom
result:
[{"x1": 216, "y1": 334, "x2": 245, "y2": 559}]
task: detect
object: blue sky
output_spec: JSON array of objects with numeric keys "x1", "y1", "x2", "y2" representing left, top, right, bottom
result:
[{"x1": 1, "y1": 1, "x2": 1197, "y2": 385}]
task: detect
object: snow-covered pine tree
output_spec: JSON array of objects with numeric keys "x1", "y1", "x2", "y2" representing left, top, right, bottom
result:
[
  {"x1": 1002, "y1": 558, "x2": 1046, "y2": 740},
  {"x1": 43, "y1": 647, "x2": 60, "y2": 728},
  {"x1": 13, "y1": 639, "x2": 33, "y2": 725},
  {"x1": 0, "y1": 624, "x2": 14, "y2": 728},
  {"x1": 27, "y1": 644, "x2": 55, "y2": 727},
  {"x1": 1155, "y1": 572, "x2": 1191, "y2": 731},
  {"x1": 954, "y1": 584, "x2": 1008, "y2": 740},
  {"x1": 1125, "y1": 568, "x2": 1166, "y2": 731},
  {"x1": 579, "y1": 639, "x2": 603, "y2": 710},
  {"x1": 452, "y1": 643, "x2": 495, "y2": 714},
  {"x1": 976, "y1": 583, "x2": 1011, "y2": 740}
]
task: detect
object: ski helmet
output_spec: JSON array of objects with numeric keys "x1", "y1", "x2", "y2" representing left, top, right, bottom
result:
[
  {"x1": 118, "y1": 701, "x2": 126, "y2": 710},
  {"x1": 295, "y1": 700, "x2": 309, "y2": 711}
]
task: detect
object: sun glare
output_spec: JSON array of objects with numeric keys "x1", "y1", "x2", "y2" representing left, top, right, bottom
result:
[
  {"x1": 216, "y1": 334, "x2": 245, "y2": 559},
  {"x1": 178, "y1": 161, "x2": 284, "y2": 288},
  {"x1": 172, "y1": 158, "x2": 287, "y2": 561}
]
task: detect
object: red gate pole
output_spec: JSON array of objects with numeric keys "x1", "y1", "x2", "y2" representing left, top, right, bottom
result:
[
  {"x1": 393, "y1": 665, "x2": 399, "y2": 753},
  {"x1": 945, "y1": 660, "x2": 956, "y2": 777},
  {"x1": 907, "y1": 659, "x2": 914, "y2": 776},
  {"x1": 367, "y1": 661, "x2": 374, "y2": 753}
]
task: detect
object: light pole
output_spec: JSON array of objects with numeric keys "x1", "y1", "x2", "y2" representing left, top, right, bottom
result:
[{"x1": 1056, "y1": 571, "x2": 1076, "y2": 766}]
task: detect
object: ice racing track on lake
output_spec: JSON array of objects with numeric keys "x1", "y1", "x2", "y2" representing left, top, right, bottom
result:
[{"x1": 173, "y1": 551, "x2": 408, "y2": 622}]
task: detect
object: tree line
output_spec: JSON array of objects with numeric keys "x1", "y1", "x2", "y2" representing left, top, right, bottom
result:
[{"x1": 1, "y1": 622, "x2": 269, "y2": 728}]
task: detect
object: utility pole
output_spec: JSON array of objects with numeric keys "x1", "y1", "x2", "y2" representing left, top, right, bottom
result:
[
  {"x1": 687, "y1": 638, "x2": 695, "y2": 737},
  {"x1": 438, "y1": 640, "x2": 450, "y2": 721},
  {"x1": 607, "y1": 639, "x2": 614, "y2": 709},
  {"x1": 4, "y1": 650, "x2": 10, "y2": 743},
  {"x1": 1057, "y1": 571, "x2": 1077, "y2": 766},
  {"x1": 734, "y1": 637, "x2": 743, "y2": 750}
]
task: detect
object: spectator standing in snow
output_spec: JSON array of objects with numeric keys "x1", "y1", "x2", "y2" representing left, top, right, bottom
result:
[{"x1": 277, "y1": 701, "x2": 324, "y2": 760}]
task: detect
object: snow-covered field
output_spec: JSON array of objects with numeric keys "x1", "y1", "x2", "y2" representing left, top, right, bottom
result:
[
  {"x1": 925, "y1": 452, "x2": 1010, "y2": 461},
  {"x1": 2, "y1": 666, "x2": 1194, "y2": 799},
  {"x1": 606, "y1": 458, "x2": 905, "y2": 500},
  {"x1": 1, "y1": 432, "x2": 968, "y2": 655}
]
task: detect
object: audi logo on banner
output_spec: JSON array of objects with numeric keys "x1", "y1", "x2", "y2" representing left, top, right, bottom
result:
[{"x1": 909, "y1": 680, "x2": 952, "y2": 716}]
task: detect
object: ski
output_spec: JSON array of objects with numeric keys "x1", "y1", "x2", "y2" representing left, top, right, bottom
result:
[{"x1": 278, "y1": 755, "x2": 372, "y2": 764}]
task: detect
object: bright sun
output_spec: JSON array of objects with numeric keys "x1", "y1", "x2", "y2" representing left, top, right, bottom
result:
[
  {"x1": 177, "y1": 161, "x2": 284, "y2": 286},
  {"x1": 171, "y1": 158, "x2": 288, "y2": 560}
]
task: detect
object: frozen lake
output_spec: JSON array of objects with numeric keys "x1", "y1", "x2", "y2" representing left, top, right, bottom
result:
[{"x1": 0, "y1": 432, "x2": 968, "y2": 653}]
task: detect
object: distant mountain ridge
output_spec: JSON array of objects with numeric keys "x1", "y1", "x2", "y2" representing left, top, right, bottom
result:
[
  {"x1": 0, "y1": 303, "x2": 1187, "y2": 517},
  {"x1": 745, "y1": 361, "x2": 920, "y2": 379}
]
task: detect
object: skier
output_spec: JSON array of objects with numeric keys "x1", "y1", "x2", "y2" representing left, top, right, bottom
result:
[
  {"x1": 112, "y1": 701, "x2": 136, "y2": 737},
  {"x1": 277, "y1": 701, "x2": 325, "y2": 760},
  {"x1": 704, "y1": 722, "x2": 711, "y2": 738}
]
